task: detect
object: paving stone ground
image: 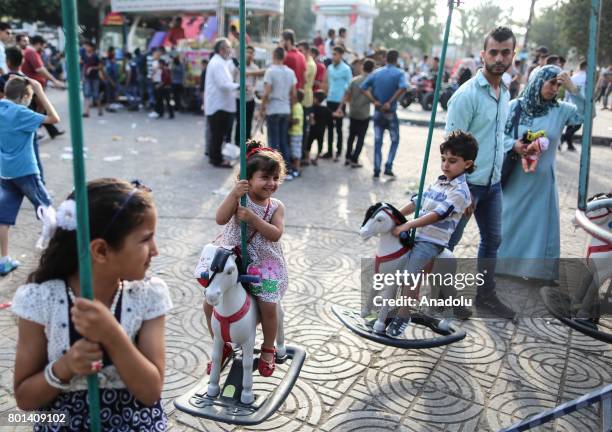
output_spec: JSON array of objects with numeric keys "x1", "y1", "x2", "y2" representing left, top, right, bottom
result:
[{"x1": 0, "y1": 90, "x2": 610, "y2": 431}]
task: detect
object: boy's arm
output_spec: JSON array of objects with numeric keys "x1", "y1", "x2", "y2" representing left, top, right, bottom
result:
[
  {"x1": 398, "y1": 201, "x2": 416, "y2": 216},
  {"x1": 393, "y1": 212, "x2": 440, "y2": 236},
  {"x1": 28, "y1": 79, "x2": 60, "y2": 124}
]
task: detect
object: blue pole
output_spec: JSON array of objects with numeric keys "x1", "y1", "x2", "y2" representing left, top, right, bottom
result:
[{"x1": 577, "y1": 0, "x2": 601, "y2": 211}]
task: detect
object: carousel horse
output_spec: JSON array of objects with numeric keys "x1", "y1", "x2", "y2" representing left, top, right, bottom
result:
[
  {"x1": 359, "y1": 202, "x2": 456, "y2": 333},
  {"x1": 573, "y1": 193, "x2": 612, "y2": 325},
  {"x1": 195, "y1": 244, "x2": 286, "y2": 404}
]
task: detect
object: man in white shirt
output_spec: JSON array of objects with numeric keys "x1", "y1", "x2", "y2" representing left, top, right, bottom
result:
[
  {"x1": 205, "y1": 38, "x2": 239, "y2": 168},
  {"x1": 561, "y1": 60, "x2": 587, "y2": 151},
  {"x1": 324, "y1": 29, "x2": 335, "y2": 66},
  {"x1": 0, "y1": 22, "x2": 12, "y2": 75}
]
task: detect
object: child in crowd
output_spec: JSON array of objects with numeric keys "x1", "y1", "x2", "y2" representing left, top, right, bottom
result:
[
  {"x1": 385, "y1": 131, "x2": 478, "y2": 337},
  {"x1": 155, "y1": 59, "x2": 174, "y2": 119},
  {"x1": 202, "y1": 140, "x2": 289, "y2": 377},
  {"x1": 0, "y1": 77, "x2": 59, "y2": 276},
  {"x1": 306, "y1": 90, "x2": 332, "y2": 165},
  {"x1": 11, "y1": 178, "x2": 172, "y2": 430},
  {"x1": 289, "y1": 89, "x2": 304, "y2": 178}
]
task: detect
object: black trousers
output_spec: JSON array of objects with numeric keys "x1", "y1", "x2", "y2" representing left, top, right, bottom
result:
[
  {"x1": 208, "y1": 110, "x2": 232, "y2": 165},
  {"x1": 307, "y1": 128, "x2": 325, "y2": 156},
  {"x1": 346, "y1": 117, "x2": 370, "y2": 162},
  {"x1": 155, "y1": 86, "x2": 174, "y2": 117},
  {"x1": 562, "y1": 124, "x2": 581, "y2": 147},
  {"x1": 172, "y1": 83, "x2": 183, "y2": 111},
  {"x1": 234, "y1": 99, "x2": 256, "y2": 146},
  {"x1": 326, "y1": 101, "x2": 343, "y2": 155}
]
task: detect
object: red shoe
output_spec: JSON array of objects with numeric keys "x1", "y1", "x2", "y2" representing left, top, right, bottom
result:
[
  {"x1": 206, "y1": 342, "x2": 233, "y2": 375},
  {"x1": 258, "y1": 345, "x2": 276, "y2": 377}
]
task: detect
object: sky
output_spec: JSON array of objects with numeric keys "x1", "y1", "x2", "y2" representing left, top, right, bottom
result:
[{"x1": 435, "y1": 0, "x2": 560, "y2": 23}]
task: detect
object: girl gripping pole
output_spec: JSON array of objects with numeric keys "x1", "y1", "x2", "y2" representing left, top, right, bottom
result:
[
  {"x1": 11, "y1": 178, "x2": 172, "y2": 431},
  {"x1": 204, "y1": 140, "x2": 288, "y2": 378}
]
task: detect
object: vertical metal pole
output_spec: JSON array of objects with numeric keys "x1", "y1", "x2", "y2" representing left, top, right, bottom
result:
[
  {"x1": 239, "y1": 0, "x2": 248, "y2": 269},
  {"x1": 577, "y1": 0, "x2": 600, "y2": 211},
  {"x1": 60, "y1": 0, "x2": 101, "y2": 431},
  {"x1": 410, "y1": 0, "x2": 455, "y2": 243}
]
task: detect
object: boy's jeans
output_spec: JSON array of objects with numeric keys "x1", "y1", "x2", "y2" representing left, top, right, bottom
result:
[
  {"x1": 266, "y1": 114, "x2": 290, "y2": 166},
  {"x1": 373, "y1": 110, "x2": 400, "y2": 175},
  {"x1": 448, "y1": 182, "x2": 502, "y2": 298}
]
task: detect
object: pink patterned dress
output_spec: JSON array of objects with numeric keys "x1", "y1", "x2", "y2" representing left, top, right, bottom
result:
[{"x1": 216, "y1": 196, "x2": 288, "y2": 303}]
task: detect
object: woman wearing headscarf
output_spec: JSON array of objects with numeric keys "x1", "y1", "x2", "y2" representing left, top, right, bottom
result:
[{"x1": 497, "y1": 65, "x2": 584, "y2": 281}]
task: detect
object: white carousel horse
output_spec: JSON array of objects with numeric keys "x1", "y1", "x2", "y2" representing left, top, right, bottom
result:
[
  {"x1": 359, "y1": 203, "x2": 456, "y2": 333},
  {"x1": 194, "y1": 244, "x2": 286, "y2": 405},
  {"x1": 573, "y1": 194, "x2": 612, "y2": 320}
]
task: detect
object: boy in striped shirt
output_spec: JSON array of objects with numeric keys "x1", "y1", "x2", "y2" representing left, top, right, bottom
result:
[{"x1": 386, "y1": 131, "x2": 478, "y2": 338}]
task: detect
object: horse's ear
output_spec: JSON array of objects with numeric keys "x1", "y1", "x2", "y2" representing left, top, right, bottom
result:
[
  {"x1": 362, "y1": 202, "x2": 383, "y2": 227},
  {"x1": 384, "y1": 202, "x2": 407, "y2": 225},
  {"x1": 197, "y1": 271, "x2": 210, "y2": 287}
]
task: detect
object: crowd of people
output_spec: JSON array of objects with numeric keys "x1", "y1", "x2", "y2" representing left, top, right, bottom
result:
[{"x1": 0, "y1": 14, "x2": 609, "y2": 430}]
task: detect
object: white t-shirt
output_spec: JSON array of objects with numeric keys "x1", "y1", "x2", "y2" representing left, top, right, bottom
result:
[
  {"x1": 0, "y1": 41, "x2": 7, "y2": 74},
  {"x1": 11, "y1": 277, "x2": 172, "y2": 391},
  {"x1": 151, "y1": 59, "x2": 162, "y2": 83},
  {"x1": 263, "y1": 64, "x2": 297, "y2": 115},
  {"x1": 566, "y1": 70, "x2": 587, "y2": 101}
]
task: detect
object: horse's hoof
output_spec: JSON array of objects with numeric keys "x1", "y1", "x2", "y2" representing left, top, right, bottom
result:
[
  {"x1": 276, "y1": 345, "x2": 287, "y2": 358},
  {"x1": 360, "y1": 308, "x2": 371, "y2": 318},
  {"x1": 241, "y1": 390, "x2": 254, "y2": 404},
  {"x1": 207, "y1": 383, "x2": 220, "y2": 397},
  {"x1": 373, "y1": 320, "x2": 386, "y2": 334}
]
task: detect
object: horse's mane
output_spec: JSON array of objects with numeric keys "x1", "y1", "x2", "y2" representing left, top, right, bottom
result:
[{"x1": 362, "y1": 202, "x2": 407, "y2": 227}]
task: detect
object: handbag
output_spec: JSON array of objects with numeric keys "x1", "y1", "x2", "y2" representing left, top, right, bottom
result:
[{"x1": 500, "y1": 102, "x2": 522, "y2": 188}]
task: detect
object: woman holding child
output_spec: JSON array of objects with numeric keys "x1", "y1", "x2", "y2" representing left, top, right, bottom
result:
[{"x1": 497, "y1": 65, "x2": 584, "y2": 281}]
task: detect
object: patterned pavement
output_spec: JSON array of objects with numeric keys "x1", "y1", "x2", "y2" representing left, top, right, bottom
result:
[{"x1": 0, "y1": 90, "x2": 611, "y2": 431}]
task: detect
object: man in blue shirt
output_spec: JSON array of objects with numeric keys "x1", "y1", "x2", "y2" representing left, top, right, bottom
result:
[
  {"x1": 0, "y1": 76, "x2": 60, "y2": 276},
  {"x1": 445, "y1": 26, "x2": 517, "y2": 319},
  {"x1": 361, "y1": 49, "x2": 407, "y2": 177},
  {"x1": 322, "y1": 46, "x2": 352, "y2": 161}
]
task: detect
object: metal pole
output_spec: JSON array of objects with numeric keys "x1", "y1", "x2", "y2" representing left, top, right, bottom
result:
[
  {"x1": 410, "y1": 0, "x2": 456, "y2": 243},
  {"x1": 239, "y1": 0, "x2": 248, "y2": 269},
  {"x1": 59, "y1": 0, "x2": 101, "y2": 431},
  {"x1": 577, "y1": 0, "x2": 601, "y2": 211}
]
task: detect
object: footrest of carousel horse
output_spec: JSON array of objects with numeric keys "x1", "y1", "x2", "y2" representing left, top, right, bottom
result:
[
  {"x1": 174, "y1": 345, "x2": 306, "y2": 426},
  {"x1": 331, "y1": 305, "x2": 466, "y2": 349},
  {"x1": 541, "y1": 286, "x2": 612, "y2": 344}
]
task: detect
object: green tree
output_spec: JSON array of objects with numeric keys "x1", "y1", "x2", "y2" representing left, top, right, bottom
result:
[
  {"x1": 282, "y1": 0, "x2": 316, "y2": 40},
  {"x1": 457, "y1": 1, "x2": 504, "y2": 54},
  {"x1": 372, "y1": 0, "x2": 439, "y2": 54},
  {"x1": 529, "y1": 6, "x2": 569, "y2": 58},
  {"x1": 559, "y1": 0, "x2": 612, "y2": 64},
  {"x1": 2, "y1": 0, "x2": 106, "y2": 40}
]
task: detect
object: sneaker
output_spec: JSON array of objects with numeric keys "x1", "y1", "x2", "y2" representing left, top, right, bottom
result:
[
  {"x1": 475, "y1": 294, "x2": 515, "y2": 319},
  {"x1": 351, "y1": 162, "x2": 363, "y2": 168},
  {"x1": 567, "y1": 145, "x2": 576, "y2": 152},
  {"x1": 148, "y1": 112, "x2": 160, "y2": 119},
  {"x1": 384, "y1": 169, "x2": 396, "y2": 177},
  {"x1": 333, "y1": 156, "x2": 340, "y2": 162},
  {"x1": 373, "y1": 172, "x2": 380, "y2": 179},
  {"x1": 0, "y1": 257, "x2": 20, "y2": 276},
  {"x1": 310, "y1": 158, "x2": 318, "y2": 166},
  {"x1": 292, "y1": 170, "x2": 300, "y2": 178},
  {"x1": 320, "y1": 152, "x2": 333, "y2": 159},
  {"x1": 386, "y1": 316, "x2": 411, "y2": 338},
  {"x1": 285, "y1": 174, "x2": 294, "y2": 181},
  {"x1": 344, "y1": 159, "x2": 351, "y2": 166}
]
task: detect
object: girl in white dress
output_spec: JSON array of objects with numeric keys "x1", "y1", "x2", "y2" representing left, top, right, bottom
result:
[{"x1": 12, "y1": 178, "x2": 172, "y2": 431}]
